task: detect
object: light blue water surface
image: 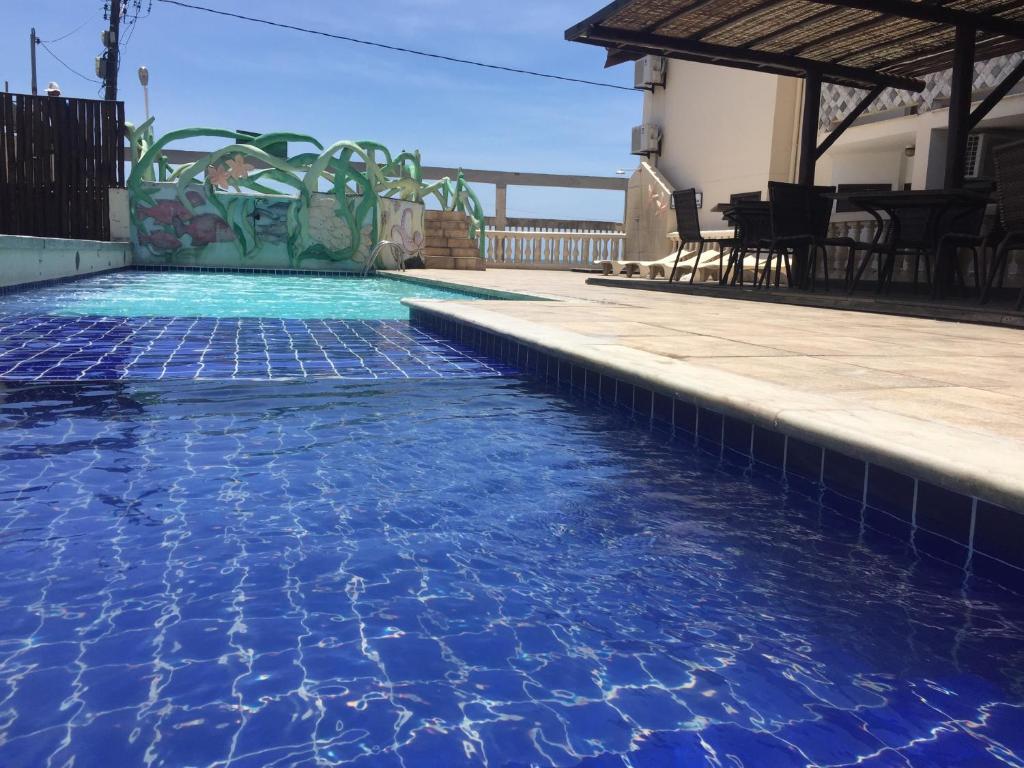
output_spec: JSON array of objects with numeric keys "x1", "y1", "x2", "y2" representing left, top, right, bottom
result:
[{"x1": 0, "y1": 271, "x2": 487, "y2": 320}]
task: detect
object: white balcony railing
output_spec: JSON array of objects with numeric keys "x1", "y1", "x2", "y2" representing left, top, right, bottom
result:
[{"x1": 483, "y1": 229, "x2": 625, "y2": 269}]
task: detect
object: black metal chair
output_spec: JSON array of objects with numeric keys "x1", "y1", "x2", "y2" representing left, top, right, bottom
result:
[
  {"x1": 981, "y1": 140, "x2": 1024, "y2": 311},
  {"x1": 669, "y1": 189, "x2": 738, "y2": 284},
  {"x1": 759, "y1": 182, "x2": 857, "y2": 290},
  {"x1": 929, "y1": 185, "x2": 993, "y2": 299},
  {"x1": 847, "y1": 203, "x2": 946, "y2": 294},
  {"x1": 722, "y1": 202, "x2": 771, "y2": 286}
]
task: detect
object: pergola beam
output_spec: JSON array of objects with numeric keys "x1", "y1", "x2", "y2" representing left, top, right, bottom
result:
[
  {"x1": 945, "y1": 25, "x2": 977, "y2": 188},
  {"x1": 969, "y1": 57, "x2": 1024, "y2": 130},
  {"x1": 815, "y1": 84, "x2": 886, "y2": 159},
  {"x1": 799, "y1": 70, "x2": 824, "y2": 184},
  {"x1": 801, "y1": 0, "x2": 1024, "y2": 39},
  {"x1": 574, "y1": 25, "x2": 926, "y2": 90}
]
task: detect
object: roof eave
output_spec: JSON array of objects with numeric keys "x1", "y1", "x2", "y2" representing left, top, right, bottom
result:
[{"x1": 577, "y1": 25, "x2": 927, "y2": 91}]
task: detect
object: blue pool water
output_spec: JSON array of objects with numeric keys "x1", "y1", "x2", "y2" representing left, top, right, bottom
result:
[
  {"x1": 0, "y1": 271, "x2": 483, "y2": 320},
  {"x1": 1, "y1": 272, "x2": 1023, "y2": 767},
  {"x1": 1, "y1": 378, "x2": 1023, "y2": 767}
]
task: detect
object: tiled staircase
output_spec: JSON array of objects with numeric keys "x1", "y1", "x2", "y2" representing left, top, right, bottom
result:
[{"x1": 423, "y1": 211, "x2": 485, "y2": 270}]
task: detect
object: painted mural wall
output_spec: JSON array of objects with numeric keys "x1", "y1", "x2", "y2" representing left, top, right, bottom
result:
[
  {"x1": 131, "y1": 182, "x2": 420, "y2": 271},
  {"x1": 125, "y1": 126, "x2": 484, "y2": 272}
]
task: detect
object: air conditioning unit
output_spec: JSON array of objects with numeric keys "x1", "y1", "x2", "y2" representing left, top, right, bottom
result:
[
  {"x1": 631, "y1": 124, "x2": 662, "y2": 157},
  {"x1": 634, "y1": 55, "x2": 667, "y2": 91}
]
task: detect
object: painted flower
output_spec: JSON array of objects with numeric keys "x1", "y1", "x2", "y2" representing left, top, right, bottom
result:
[
  {"x1": 226, "y1": 154, "x2": 255, "y2": 181},
  {"x1": 649, "y1": 183, "x2": 667, "y2": 214},
  {"x1": 391, "y1": 208, "x2": 424, "y2": 256},
  {"x1": 207, "y1": 164, "x2": 230, "y2": 190}
]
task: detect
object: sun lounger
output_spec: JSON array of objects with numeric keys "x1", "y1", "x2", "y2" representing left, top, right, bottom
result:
[
  {"x1": 593, "y1": 250, "x2": 695, "y2": 278},
  {"x1": 668, "y1": 249, "x2": 724, "y2": 282}
]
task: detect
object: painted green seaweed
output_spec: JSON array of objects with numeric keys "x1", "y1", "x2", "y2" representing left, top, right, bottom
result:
[{"x1": 126, "y1": 126, "x2": 487, "y2": 267}]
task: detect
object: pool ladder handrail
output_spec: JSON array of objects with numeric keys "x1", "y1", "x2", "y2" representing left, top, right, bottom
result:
[{"x1": 362, "y1": 240, "x2": 406, "y2": 277}]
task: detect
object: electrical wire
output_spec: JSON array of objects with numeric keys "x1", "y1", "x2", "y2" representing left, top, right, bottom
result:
[
  {"x1": 41, "y1": 17, "x2": 95, "y2": 43},
  {"x1": 38, "y1": 41, "x2": 101, "y2": 84},
  {"x1": 156, "y1": 0, "x2": 635, "y2": 92}
]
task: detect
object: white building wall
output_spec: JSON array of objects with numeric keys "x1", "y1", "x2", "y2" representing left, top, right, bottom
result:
[{"x1": 638, "y1": 60, "x2": 799, "y2": 229}]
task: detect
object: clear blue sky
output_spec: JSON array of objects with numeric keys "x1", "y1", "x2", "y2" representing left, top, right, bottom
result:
[{"x1": 2, "y1": 0, "x2": 640, "y2": 221}]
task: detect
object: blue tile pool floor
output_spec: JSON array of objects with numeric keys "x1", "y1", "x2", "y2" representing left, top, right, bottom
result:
[
  {"x1": 1, "y1": 273, "x2": 1024, "y2": 767},
  {"x1": 1, "y1": 378, "x2": 1023, "y2": 768},
  {"x1": 0, "y1": 316, "x2": 512, "y2": 382}
]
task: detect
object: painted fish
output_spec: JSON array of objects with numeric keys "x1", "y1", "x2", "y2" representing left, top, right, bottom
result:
[
  {"x1": 137, "y1": 199, "x2": 191, "y2": 226},
  {"x1": 139, "y1": 230, "x2": 183, "y2": 252},
  {"x1": 174, "y1": 214, "x2": 235, "y2": 246}
]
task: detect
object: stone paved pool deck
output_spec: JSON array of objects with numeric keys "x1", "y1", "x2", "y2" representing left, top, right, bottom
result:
[{"x1": 399, "y1": 269, "x2": 1024, "y2": 513}]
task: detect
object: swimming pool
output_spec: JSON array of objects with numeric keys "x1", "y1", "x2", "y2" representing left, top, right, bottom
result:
[
  {"x1": 0, "y1": 271, "x2": 508, "y2": 383},
  {"x1": 1, "y1": 271, "x2": 1023, "y2": 767},
  {"x1": 0, "y1": 271, "x2": 483, "y2": 320}
]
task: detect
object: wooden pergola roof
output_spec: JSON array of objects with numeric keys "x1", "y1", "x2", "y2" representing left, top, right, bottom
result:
[{"x1": 566, "y1": 0, "x2": 1024, "y2": 91}]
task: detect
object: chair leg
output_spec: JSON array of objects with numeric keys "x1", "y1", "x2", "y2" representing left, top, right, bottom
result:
[
  {"x1": 820, "y1": 245, "x2": 830, "y2": 292},
  {"x1": 689, "y1": 242, "x2": 705, "y2": 285},
  {"x1": 668, "y1": 241, "x2": 685, "y2": 283},
  {"x1": 876, "y1": 253, "x2": 894, "y2": 294},
  {"x1": 849, "y1": 249, "x2": 875, "y2": 294},
  {"x1": 780, "y1": 251, "x2": 792, "y2": 288},
  {"x1": 980, "y1": 242, "x2": 1009, "y2": 304},
  {"x1": 758, "y1": 249, "x2": 772, "y2": 288}
]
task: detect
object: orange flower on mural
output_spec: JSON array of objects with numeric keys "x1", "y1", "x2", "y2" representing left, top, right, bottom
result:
[
  {"x1": 226, "y1": 154, "x2": 255, "y2": 181},
  {"x1": 206, "y1": 164, "x2": 230, "y2": 190}
]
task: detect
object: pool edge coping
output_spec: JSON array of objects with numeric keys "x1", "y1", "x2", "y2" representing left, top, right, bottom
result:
[{"x1": 402, "y1": 296, "x2": 1024, "y2": 516}]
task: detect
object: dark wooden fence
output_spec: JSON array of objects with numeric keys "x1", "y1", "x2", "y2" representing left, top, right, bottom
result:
[{"x1": 0, "y1": 93, "x2": 125, "y2": 241}]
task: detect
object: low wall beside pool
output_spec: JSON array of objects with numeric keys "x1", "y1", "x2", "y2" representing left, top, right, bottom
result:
[
  {"x1": 130, "y1": 182, "x2": 424, "y2": 273},
  {"x1": 0, "y1": 235, "x2": 131, "y2": 291}
]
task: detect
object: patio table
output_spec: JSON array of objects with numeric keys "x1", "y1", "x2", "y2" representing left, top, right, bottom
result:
[{"x1": 826, "y1": 189, "x2": 992, "y2": 293}]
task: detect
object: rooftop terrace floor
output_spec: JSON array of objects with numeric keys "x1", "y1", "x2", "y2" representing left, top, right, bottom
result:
[{"x1": 400, "y1": 269, "x2": 1024, "y2": 511}]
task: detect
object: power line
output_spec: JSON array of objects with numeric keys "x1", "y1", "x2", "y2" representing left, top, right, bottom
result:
[
  {"x1": 41, "y1": 17, "x2": 95, "y2": 43},
  {"x1": 156, "y1": 0, "x2": 635, "y2": 93},
  {"x1": 38, "y1": 41, "x2": 101, "y2": 84}
]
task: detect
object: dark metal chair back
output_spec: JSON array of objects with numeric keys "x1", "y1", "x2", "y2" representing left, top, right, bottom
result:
[
  {"x1": 940, "y1": 179, "x2": 993, "y2": 240},
  {"x1": 729, "y1": 206, "x2": 771, "y2": 248},
  {"x1": 729, "y1": 191, "x2": 762, "y2": 204},
  {"x1": 768, "y1": 182, "x2": 834, "y2": 240},
  {"x1": 993, "y1": 139, "x2": 1024, "y2": 233},
  {"x1": 671, "y1": 188, "x2": 703, "y2": 242}
]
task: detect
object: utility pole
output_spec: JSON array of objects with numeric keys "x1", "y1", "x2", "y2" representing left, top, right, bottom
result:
[
  {"x1": 30, "y1": 28, "x2": 38, "y2": 95},
  {"x1": 104, "y1": 1, "x2": 121, "y2": 101}
]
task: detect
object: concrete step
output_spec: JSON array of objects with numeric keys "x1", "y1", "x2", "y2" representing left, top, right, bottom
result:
[
  {"x1": 450, "y1": 246, "x2": 481, "y2": 259},
  {"x1": 422, "y1": 255, "x2": 455, "y2": 269},
  {"x1": 424, "y1": 246, "x2": 453, "y2": 258},
  {"x1": 452, "y1": 256, "x2": 486, "y2": 270},
  {"x1": 424, "y1": 236, "x2": 449, "y2": 249}
]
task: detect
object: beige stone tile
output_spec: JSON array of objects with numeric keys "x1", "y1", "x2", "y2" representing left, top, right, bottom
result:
[
  {"x1": 844, "y1": 387, "x2": 1024, "y2": 440},
  {"x1": 616, "y1": 335, "x2": 790, "y2": 359},
  {"x1": 686, "y1": 355, "x2": 944, "y2": 392}
]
